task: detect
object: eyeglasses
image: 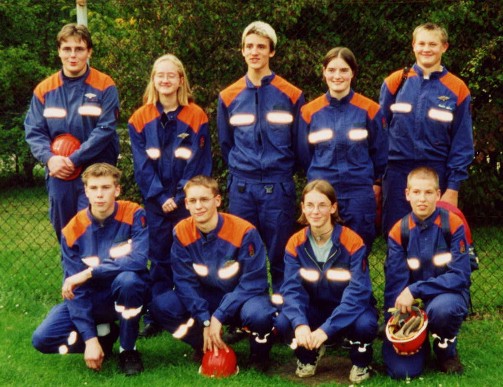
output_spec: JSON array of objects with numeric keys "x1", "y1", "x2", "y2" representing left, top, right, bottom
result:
[
  {"x1": 186, "y1": 196, "x2": 215, "y2": 206},
  {"x1": 304, "y1": 203, "x2": 332, "y2": 213},
  {"x1": 60, "y1": 47, "x2": 88, "y2": 56}
]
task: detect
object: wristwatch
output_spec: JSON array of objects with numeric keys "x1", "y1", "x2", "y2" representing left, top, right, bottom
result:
[{"x1": 203, "y1": 320, "x2": 210, "y2": 327}]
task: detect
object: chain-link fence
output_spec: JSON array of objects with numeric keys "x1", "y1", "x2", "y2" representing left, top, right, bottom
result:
[{"x1": 1, "y1": 0, "x2": 501, "y2": 312}]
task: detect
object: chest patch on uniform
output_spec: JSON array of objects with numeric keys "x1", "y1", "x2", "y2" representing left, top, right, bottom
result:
[
  {"x1": 437, "y1": 95, "x2": 450, "y2": 102},
  {"x1": 178, "y1": 133, "x2": 189, "y2": 139}
]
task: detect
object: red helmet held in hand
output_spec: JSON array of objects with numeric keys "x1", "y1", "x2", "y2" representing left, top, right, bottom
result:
[
  {"x1": 199, "y1": 347, "x2": 239, "y2": 378},
  {"x1": 50, "y1": 134, "x2": 82, "y2": 180},
  {"x1": 386, "y1": 306, "x2": 428, "y2": 356}
]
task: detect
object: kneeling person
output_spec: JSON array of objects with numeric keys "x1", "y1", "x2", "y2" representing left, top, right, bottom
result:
[
  {"x1": 383, "y1": 166, "x2": 471, "y2": 378},
  {"x1": 151, "y1": 175, "x2": 276, "y2": 370},
  {"x1": 32, "y1": 163, "x2": 149, "y2": 375},
  {"x1": 275, "y1": 180, "x2": 378, "y2": 384}
]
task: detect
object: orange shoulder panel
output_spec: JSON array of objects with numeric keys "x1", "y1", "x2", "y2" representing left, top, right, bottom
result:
[
  {"x1": 301, "y1": 95, "x2": 329, "y2": 124},
  {"x1": 446, "y1": 211, "x2": 464, "y2": 235},
  {"x1": 85, "y1": 68, "x2": 116, "y2": 91},
  {"x1": 34, "y1": 73, "x2": 63, "y2": 104},
  {"x1": 439, "y1": 73, "x2": 470, "y2": 105},
  {"x1": 115, "y1": 200, "x2": 141, "y2": 226},
  {"x1": 62, "y1": 209, "x2": 92, "y2": 248},
  {"x1": 270, "y1": 75, "x2": 303, "y2": 104},
  {"x1": 388, "y1": 215, "x2": 416, "y2": 246},
  {"x1": 218, "y1": 213, "x2": 255, "y2": 248},
  {"x1": 175, "y1": 217, "x2": 201, "y2": 247},
  {"x1": 384, "y1": 68, "x2": 417, "y2": 95},
  {"x1": 285, "y1": 228, "x2": 308, "y2": 258},
  {"x1": 177, "y1": 103, "x2": 209, "y2": 134},
  {"x1": 350, "y1": 93, "x2": 380, "y2": 120},
  {"x1": 128, "y1": 104, "x2": 160, "y2": 133},
  {"x1": 220, "y1": 77, "x2": 247, "y2": 108},
  {"x1": 339, "y1": 226, "x2": 364, "y2": 254}
]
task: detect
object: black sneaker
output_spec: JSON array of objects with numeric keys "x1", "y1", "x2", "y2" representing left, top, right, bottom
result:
[
  {"x1": 98, "y1": 322, "x2": 119, "y2": 358},
  {"x1": 139, "y1": 322, "x2": 162, "y2": 338},
  {"x1": 438, "y1": 354, "x2": 464, "y2": 374},
  {"x1": 249, "y1": 352, "x2": 270, "y2": 372},
  {"x1": 119, "y1": 350, "x2": 144, "y2": 376}
]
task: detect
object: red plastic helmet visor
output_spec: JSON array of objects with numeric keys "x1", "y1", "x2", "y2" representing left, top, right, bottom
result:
[
  {"x1": 386, "y1": 307, "x2": 429, "y2": 356},
  {"x1": 199, "y1": 348, "x2": 239, "y2": 378},
  {"x1": 50, "y1": 134, "x2": 82, "y2": 180}
]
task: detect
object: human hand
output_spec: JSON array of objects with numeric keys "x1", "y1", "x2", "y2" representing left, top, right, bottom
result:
[
  {"x1": 310, "y1": 328, "x2": 328, "y2": 349},
  {"x1": 440, "y1": 189, "x2": 459, "y2": 207},
  {"x1": 162, "y1": 197, "x2": 178, "y2": 213},
  {"x1": 48, "y1": 155, "x2": 75, "y2": 179},
  {"x1": 84, "y1": 337, "x2": 104, "y2": 371},
  {"x1": 395, "y1": 287, "x2": 414, "y2": 314},
  {"x1": 62, "y1": 268, "x2": 92, "y2": 300},
  {"x1": 294, "y1": 324, "x2": 312, "y2": 350}
]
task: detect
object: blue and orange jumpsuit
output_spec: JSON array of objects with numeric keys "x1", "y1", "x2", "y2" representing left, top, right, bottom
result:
[
  {"x1": 32, "y1": 201, "x2": 149, "y2": 353},
  {"x1": 379, "y1": 64, "x2": 474, "y2": 235},
  {"x1": 151, "y1": 213, "x2": 276, "y2": 357},
  {"x1": 128, "y1": 102, "x2": 212, "y2": 294},
  {"x1": 298, "y1": 90, "x2": 387, "y2": 252},
  {"x1": 275, "y1": 224, "x2": 378, "y2": 367},
  {"x1": 383, "y1": 208, "x2": 471, "y2": 378},
  {"x1": 24, "y1": 67, "x2": 120, "y2": 241},
  {"x1": 217, "y1": 73, "x2": 305, "y2": 293}
]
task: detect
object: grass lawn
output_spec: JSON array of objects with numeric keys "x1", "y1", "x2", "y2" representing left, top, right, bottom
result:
[{"x1": 1, "y1": 186, "x2": 502, "y2": 386}]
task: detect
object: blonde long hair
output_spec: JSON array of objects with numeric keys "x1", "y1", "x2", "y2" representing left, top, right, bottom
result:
[{"x1": 142, "y1": 54, "x2": 193, "y2": 106}]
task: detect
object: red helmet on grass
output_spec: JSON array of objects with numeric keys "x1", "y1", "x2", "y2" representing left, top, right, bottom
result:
[
  {"x1": 386, "y1": 306, "x2": 428, "y2": 355},
  {"x1": 199, "y1": 347, "x2": 239, "y2": 378},
  {"x1": 50, "y1": 134, "x2": 82, "y2": 180}
]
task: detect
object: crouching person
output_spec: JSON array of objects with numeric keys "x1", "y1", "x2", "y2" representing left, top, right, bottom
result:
[
  {"x1": 275, "y1": 180, "x2": 378, "y2": 384},
  {"x1": 32, "y1": 163, "x2": 149, "y2": 376},
  {"x1": 151, "y1": 175, "x2": 276, "y2": 371},
  {"x1": 383, "y1": 166, "x2": 471, "y2": 378}
]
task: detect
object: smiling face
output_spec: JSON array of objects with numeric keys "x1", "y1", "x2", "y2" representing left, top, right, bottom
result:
[
  {"x1": 85, "y1": 175, "x2": 120, "y2": 221},
  {"x1": 301, "y1": 190, "x2": 337, "y2": 231},
  {"x1": 413, "y1": 29, "x2": 448, "y2": 74},
  {"x1": 242, "y1": 33, "x2": 275, "y2": 75},
  {"x1": 405, "y1": 176, "x2": 441, "y2": 221},
  {"x1": 153, "y1": 59, "x2": 182, "y2": 99},
  {"x1": 323, "y1": 56, "x2": 353, "y2": 99},
  {"x1": 185, "y1": 185, "x2": 221, "y2": 232},
  {"x1": 58, "y1": 36, "x2": 92, "y2": 77}
]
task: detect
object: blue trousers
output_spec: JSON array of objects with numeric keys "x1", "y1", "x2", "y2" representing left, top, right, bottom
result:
[
  {"x1": 46, "y1": 176, "x2": 88, "y2": 243},
  {"x1": 275, "y1": 304, "x2": 378, "y2": 367},
  {"x1": 383, "y1": 292, "x2": 468, "y2": 379},
  {"x1": 151, "y1": 289, "x2": 276, "y2": 356},
  {"x1": 227, "y1": 175, "x2": 296, "y2": 293},
  {"x1": 144, "y1": 201, "x2": 189, "y2": 296},
  {"x1": 382, "y1": 161, "x2": 447, "y2": 236},
  {"x1": 32, "y1": 271, "x2": 148, "y2": 353},
  {"x1": 337, "y1": 188, "x2": 376, "y2": 256}
]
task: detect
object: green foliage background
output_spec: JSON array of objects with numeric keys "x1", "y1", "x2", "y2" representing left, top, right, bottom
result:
[{"x1": 0, "y1": 0, "x2": 502, "y2": 216}]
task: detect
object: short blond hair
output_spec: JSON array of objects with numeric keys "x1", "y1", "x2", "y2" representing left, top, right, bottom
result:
[
  {"x1": 184, "y1": 175, "x2": 220, "y2": 196},
  {"x1": 407, "y1": 166, "x2": 439, "y2": 190},
  {"x1": 82, "y1": 163, "x2": 121, "y2": 186},
  {"x1": 142, "y1": 54, "x2": 193, "y2": 106},
  {"x1": 413, "y1": 22, "x2": 448, "y2": 45},
  {"x1": 242, "y1": 21, "x2": 277, "y2": 51}
]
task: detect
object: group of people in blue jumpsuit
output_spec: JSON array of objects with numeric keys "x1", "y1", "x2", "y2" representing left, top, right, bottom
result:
[{"x1": 26, "y1": 19, "x2": 474, "y2": 382}]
